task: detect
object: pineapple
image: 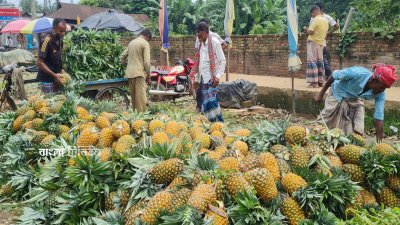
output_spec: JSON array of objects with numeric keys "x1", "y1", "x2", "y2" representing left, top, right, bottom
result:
[
  {"x1": 41, "y1": 134, "x2": 56, "y2": 145},
  {"x1": 96, "y1": 116, "x2": 111, "y2": 129},
  {"x1": 76, "y1": 127, "x2": 99, "y2": 148},
  {"x1": 0, "y1": 184, "x2": 12, "y2": 197},
  {"x1": 111, "y1": 120, "x2": 130, "y2": 138},
  {"x1": 149, "y1": 119, "x2": 165, "y2": 135},
  {"x1": 259, "y1": 152, "x2": 281, "y2": 181},
  {"x1": 38, "y1": 107, "x2": 50, "y2": 115},
  {"x1": 218, "y1": 157, "x2": 240, "y2": 172},
  {"x1": 281, "y1": 197, "x2": 306, "y2": 225},
  {"x1": 57, "y1": 125, "x2": 70, "y2": 135},
  {"x1": 76, "y1": 106, "x2": 93, "y2": 121},
  {"x1": 282, "y1": 173, "x2": 307, "y2": 194},
  {"x1": 16, "y1": 105, "x2": 32, "y2": 117},
  {"x1": 223, "y1": 172, "x2": 252, "y2": 197},
  {"x1": 375, "y1": 143, "x2": 397, "y2": 156},
  {"x1": 60, "y1": 132, "x2": 70, "y2": 141},
  {"x1": 360, "y1": 190, "x2": 378, "y2": 207},
  {"x1": 31, "y1": 118, "x2": 44, "y2": 130},
  {"x1": 211, "y1": 130, "x2": 224, "y2": 139},
  {"x1": 32, "y1": 131, "x2": 49, "y2": 144},
  {"x1": 215, "y1": 179, "x2": 224, "y2": 201},
  {"x1": 291, "y1": 146, "x2": 310, "y2": 168},
  {"x1": 99, "y1": 148, "x2": 111, "y2": 162},
  {"x1": 114, "y1": 135, "x2": 135, "y2": 153},
  {"x1": 49, "y1": 101, "x2": 63, "y2": 114},
  {"x1": 270, "y1": 144, "x2": 291, "y2": 160},
  {"x1": 209, "y1": 122, "x2": 224, "y2": 133},
  {"x1": 169, "y1": 188, "x2": 192, "y2": 212},
  {"x1": 187, "y1": 184, "x2": 217, "y2": 213},
  {"x1": 131, "y1": 119, "x2": 147, "y2": 134},
  {"x1": 205, "y1": 205, "x2": 229, "y2": 225},
  {"x1": 277, "y1": 158, "x2": 291, "y2": 176},
  {"x1": 149, "y1": 158, "x2": 184, "y2": 184},
  {"x1": 326, "y1": 154, "x2": 343, "y2": 168},
  {"x1": 336, "y1": 144, "x2": 367, "y2": 164},
  {"x1": 387, "y1": 175, "x2": 400, "y2": 192},
  {"x1": 349, "y1": 133, "x2": 366, "y2": 147},
  {"x1": 100, "y1": 112, "x2": 116, "y2": 121},
  {"x1": 22, "y1": 121, "x2": 33, "y2": 130},
  {"x1": 190, "y1": 126, "x2": 204, "y2": 139},
  {"x1": 235, "y1": 128, "x2": 251, "y2": 137},
  {"x1": 152, "y1": 131, "x2": 170, "y2": 145},
  {"x1": 23, "y1": 109, "x2": 36, "y2": 121},
  {"x1": 98, "y1": 127, "x2": 115, "y2": 148},
  {"x1": 79, "y1": 122, "x2": 96, "y2": 132},
  {"x1": 285, "y1": 125, "x2": 307, "y2": 146},
  {"x1": 343, "y1": 164, "x2": 364, "y2": 183},
  {"x1": 245, "y1": 168, "x2": 278, "y2": 202},
  {"x1": 376, "y1": 187, "x2": 400, "y2": 207},
  {"x1": 13, "y1": 115, "x2": 26, "y2": 132},
  {"x1": 32, "y1": 99, "x2": 47, "y2": 112},
  {"x1": 124, "y1": 201, "x2": 148, "y2": 225},
  {"x1": 141, "y1": 191, "x2": 172, "y2": 224},
  {"x1": 224, "y1": 136, "x2": 236, "y2": 146},
  {"x1": 232, "y1": 140, "x2": 249, "y2": 156},
  {"x1": 196, "y1": 133, "x2": 211, "y2": 149},
  {"x1": 304, "y1": 144, "x2": 322, "y2": 158},
  {"x1": 165, "y1": 120, "x2": 181, "y2": 137},
  {"x1": 240, "y1": 153, "x2": 260, "y2": 172}
]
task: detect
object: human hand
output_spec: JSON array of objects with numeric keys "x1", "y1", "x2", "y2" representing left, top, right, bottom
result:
[
  {"x1": 212, "y1": 77, "x2": 220, "y2": 88},
  {"x1": 313, "y1": 94, "x2": 323, "y2": 104}
]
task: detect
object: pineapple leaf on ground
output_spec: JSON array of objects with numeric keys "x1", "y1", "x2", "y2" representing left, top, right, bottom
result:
[{"x1": 360, "y1": 149, "x2": 398, "y2": 193}]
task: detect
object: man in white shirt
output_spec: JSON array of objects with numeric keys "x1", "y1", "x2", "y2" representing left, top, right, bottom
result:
[
  {"x1": 305, "y1": 2, "x2": 339, "y2": 78},
  {"x1": 190, "y1": 22, "x2": 226, "y2": 122},
  {"x1": 195, "y1": 19, "x2": 227, "y2": 50}
]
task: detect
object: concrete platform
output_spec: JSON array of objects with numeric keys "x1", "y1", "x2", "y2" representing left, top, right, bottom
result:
[{"x1": 220, "y1": 73, "x2": 400, "y2": 115}]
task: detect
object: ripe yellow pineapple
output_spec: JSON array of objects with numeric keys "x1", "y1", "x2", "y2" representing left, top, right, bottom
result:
[
  {"x1": 326, "y1": 154, "x2": 343, "y2": 168},
  {"x1": 41, "y1": 134, "x2": 56, "y2": 145},
  {"x1": 209, "y1": 122, "x2": 224, "y2": 133},
  {"x1": 190, "y1": 126, "x2": 204, "y2": 139},
  {"x1": 152, "y1": 131, "x2": 170, "y2": 145},
  {"x1": 96, "y1": 116, "x2": 111, "y2": 129},
  {"x1": 60, "y1": 132, "x2": 70, "y2": 141},
  {"x1": 179, "y1": 122, "x2": 188, "y2": 132},
  {"x1": 376, "y1": 187, "x2": 400, "y2": 207},
  {"x1": 98, "y1": 127, "x2": 115, "y2": 148},
  {"x1": 291, "y1": 146, "x2": 310, "y2": 168},
  {"x1": 165, "y1": 120, "x2": 181, "y2": 137},
  {"x1": 149, "y1": 158, "x2": 184, "y2": 184},
  {"x1": 285, "y1": 125, "x2": 307, "y2": 146},
  {"x1": 259, "y1": 152, "x2": 281, "y2": 181},
  {"x1": 22, "y1": 121, "x2": 33, "y2": 130},
  {"x1": 76, "y1": 127, "x2": 99, "y2": 148},
  {"x1": 235, "y1": 128, "x2": 251, "y2": 137},
  {"x1": 342, "y1": 164, "x2": 364, "y2": 183},
  {"x1": 148, "y1": 119, "x2": 165, "y2": 135},
  {"x1": 16, "y1": 105, "x2": 32, "y2": 117},
  {"x1": 281, "y1": 197, "x2": 306, "y2": 225},
  {"x1": 23, "y1": 109, "x2": 36, "y2": 121},
  {"x1": 141, "y1": 191, "x2": 172, "y2": 224},
  {"x1": 131, "y1": 119, "x2": 147, "y2": 134},
  {"x1": 336, "y1": 144, "x2": 367, "y2": 164},
  {"x1": 223, "y1": 172, "x2": 252, "y2": 197},
  {"x1": 224, "y1": 136, "x2": 236, "y2": 146},
  {"x1": 218, "y1": 157, "x2": 240, "y2": 172},
  {"x1": 13, "y1": 115, "x2": 26, "y2": 132},
  {"x1": 76, "y1": 106, "x2": 93, "y2": 121},
  {"x1": 375, "y1": 143, "x2": 397, "y2": 156},
  {"x1": 240, "y1": 153, "x2": 260, "y2": 172},
  {"x1": 387, "y1": 175, "x2": 400, "y2": 192},
  {"x1": 282, "y1": 173, "x2": 308, "y2": 194},
  {"x1": 49, "y1": 101, "x2": 63, "y2": 114},
  {"x1": 0, "y1": 184, "x2": 13, "y2": 197},
  {"x1": 196, "y1": 133, "x2": 211, "y2": 149},
  {"x1": 205, "y1": 205, "x2": 229, "y2": 225},
  {"x1": 166, "y1": 176, "x2": 187, "y2": 190},
  {"x1": 169, "y1": 188, "x2": 192, "y2": 212},
  {"x1": 349, "y1": 133, "x2": 366, "y2": 147},
  {"x1": 111, "y1": 120, "x2": 130, "y2": 138},
  {"x1": 38, "y1": 107, "x2": 50, "y2": 115},
  {"x1": 360, "y1": 190, "x2": 378, "y2": 207},
  {"x1": 57, "y1": 125, "x2": 70, "y2": 134},
  {"x1": 32, "y1": 131, "x2": 49, "y2": 144},
  {"x1": 206, "y1": 150, "x2": 223, "y2": 161},
  {"x1": 245, "y1": 168, "x2": 278, "y2": 202},
  {"x1": 114, "y1": 135, "x2": 135, "y2": 153},
  {"x1": 99, "y1": 112, "x2": 116, "y2": 121},
  {"x1": 32, "y1": 99, "x2": 47, "y2": 112},
  {"x1": 99, "y1": 148, "x2": 111, "y2": 162},
  {"x1": 79, "y1": 122, "x2": 96, "y2": 132},
  {"x1": 304, "y1": 144, "x2": 322, "y2": 158},
  {"x1": 232, "y1": 140, "x2": 249, "y2": 156},
  {"x1": 188, "y1": 184, "x2": 217, "y2": 213},
  {"x1": 211, "y1": 130, "x2": 224, "y2": 139},
  {"x1": 31, "y1": 118, "x2": 44, "y2": 130}
]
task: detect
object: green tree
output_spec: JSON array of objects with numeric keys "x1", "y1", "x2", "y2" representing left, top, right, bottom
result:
[{"x1": 20, "y1": 0, "x2": 44, "y2": 13}]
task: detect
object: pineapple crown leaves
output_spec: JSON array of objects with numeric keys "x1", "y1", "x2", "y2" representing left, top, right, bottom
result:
[
  {"x1": 145, "y1": 142, "x2": 180, "y2": 161},
  {"x1": 92, "y1": 210, "x2": 125, "y2": 225},
  {"x1": 387, "y1": 153, "x2": 400, "y2": 175},
  {"x1": 360, "y1": 149, "x2": 398, "y2": 193},
  {"x1": 8, "y1": 165, "x2": 38, "y2": 200},
  {"x1": 298, "y1": 204, "x2": 337, "y2": 225},
  {"x1": 293, "y1": 186, "x2": 324, "y2": 214},
  {"x1": 228, "y1": 190, "x2": 284, "y2": 225},
  {"x1": 64, "y1": 154, "x2": 113, "y2": 192},
  {"x1": 15, "y1": 204, "x2": 53, "y2": 225},
  {"x1": 247, "y1": 117, "x2": 290, "y2": 152},
  {"x1": 155, "y1": 206, "x2": 211, "y2": 225},
  {"x1": 308, "y1": 154, "x2": 333, "y2": 172},
  {"x1": 0, "y1": 111, "x2": 15, "y2": 143}
]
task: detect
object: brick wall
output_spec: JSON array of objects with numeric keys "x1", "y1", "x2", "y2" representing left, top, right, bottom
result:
[{"x1": 120, "y1": 32, "x2": 400, "y2": 84}]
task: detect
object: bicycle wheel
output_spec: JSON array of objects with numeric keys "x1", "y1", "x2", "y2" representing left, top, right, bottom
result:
[{"x1": 95, "y1": 87, "x2": 130, "y2": 110}]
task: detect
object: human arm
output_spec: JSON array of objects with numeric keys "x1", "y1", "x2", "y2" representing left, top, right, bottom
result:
[
  {"x1": 212, "y1": 38, "x2": 226, "y2": 87},
  {"x1": 374, "y1": 92, "x2": 385, "y2": 142},
  {"x1": 326, "y1": 14, "x2": 339, "y2": 35},
  {"x1": 143, "y1": 42, "x2": 151, "y2": 78},
  {"x1": 314, "y1": 75, "x2": 334, "y2": 104},
  {"x1": 120, "y1": 47, "x2": 128, "y2": 65}
]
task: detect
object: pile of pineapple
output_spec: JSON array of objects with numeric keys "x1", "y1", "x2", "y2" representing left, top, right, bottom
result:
[{"x1": 0, "y1": 93, "x2": 399, "y2": 225}]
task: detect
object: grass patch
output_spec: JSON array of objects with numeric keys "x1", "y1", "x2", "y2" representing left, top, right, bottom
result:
[{"x1": 365, "y1": 109, "x2": 400, "y2": 136}]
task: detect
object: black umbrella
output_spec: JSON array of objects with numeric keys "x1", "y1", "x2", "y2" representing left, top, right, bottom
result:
[{"x1": 79, "y1": 10, "x2": 144, "y2": 34}]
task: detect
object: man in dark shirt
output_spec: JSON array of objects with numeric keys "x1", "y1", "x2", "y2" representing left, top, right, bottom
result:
[{"x1": 36, "y1": 18, "x2": 67, "y2": 94}]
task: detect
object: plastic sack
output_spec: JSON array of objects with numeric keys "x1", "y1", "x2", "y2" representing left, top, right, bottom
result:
[{"x1": 216, "y1": 79, "x2": 257, "y2": 109}]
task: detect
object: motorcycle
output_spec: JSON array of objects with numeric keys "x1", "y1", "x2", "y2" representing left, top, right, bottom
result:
[{"x1": 149, "y1": 58, "x2": 195, "y2": 101}]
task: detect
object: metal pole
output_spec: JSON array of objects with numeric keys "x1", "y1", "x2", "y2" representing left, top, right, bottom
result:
[
  {"x1": 226, "y1": 44, "x2": 230, "y2": 82},
  {"x1": 166, "y1": 49, "x2": 170, "y2": 67},
  {"x1": 291, "y1": 71, "x2": 296, "y2": 116}
]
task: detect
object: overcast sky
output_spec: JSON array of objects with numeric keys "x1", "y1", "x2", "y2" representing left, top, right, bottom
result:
[{"x1": 6, "y1": 0, "x2": 79, "y2": 7}]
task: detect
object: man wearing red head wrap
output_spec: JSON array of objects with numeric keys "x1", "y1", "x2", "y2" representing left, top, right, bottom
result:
[{"x1": 314, "y1": 64, "x2": 398, "y2": 142}]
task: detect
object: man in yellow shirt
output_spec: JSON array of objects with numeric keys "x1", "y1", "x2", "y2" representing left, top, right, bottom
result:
[
  {"x1": 120, "y1": 29, "x2": 152, "y2": 112},
  {"x1": 306, "y1": 6, "x2": 329, "y2": 88}
]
